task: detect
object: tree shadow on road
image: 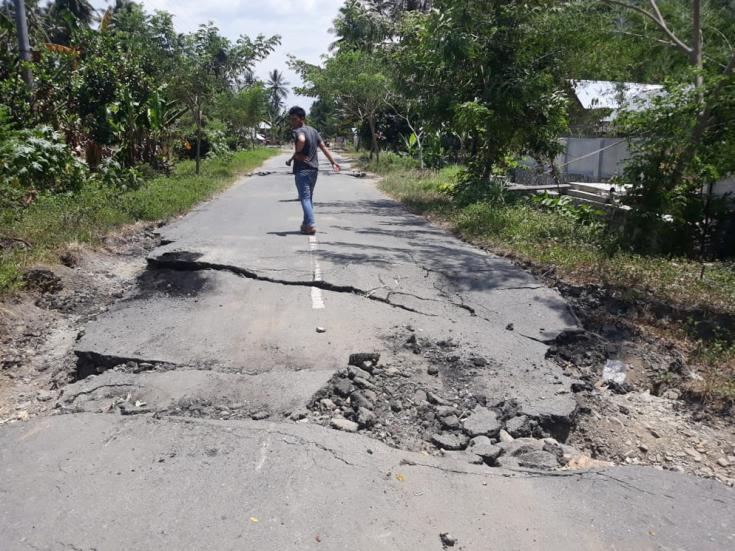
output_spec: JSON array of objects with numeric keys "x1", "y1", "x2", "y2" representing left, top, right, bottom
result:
[{"x1": 309, "y1": 198, "x2": 577, "y2": 325}]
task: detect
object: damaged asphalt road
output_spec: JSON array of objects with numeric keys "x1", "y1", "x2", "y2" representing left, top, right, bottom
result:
[
  {"x1": 72, "y1": 153, "x2": 578, "y2": 424},
  {"x1": 1, "y1": 153, "x2": 734, "y2": 550}
]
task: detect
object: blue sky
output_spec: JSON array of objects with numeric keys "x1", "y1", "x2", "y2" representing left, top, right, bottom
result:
[{"x1": 92, "y1": 0, "x2": 345, "y2": 109}]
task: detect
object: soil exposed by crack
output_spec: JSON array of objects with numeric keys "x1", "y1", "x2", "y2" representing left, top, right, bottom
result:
[
  {"x1": 0, "y1": 223, "x2": 159, "y2": 423},
  {"x1": 540, "y1": 283, "x2": 735, "y2": 485}
]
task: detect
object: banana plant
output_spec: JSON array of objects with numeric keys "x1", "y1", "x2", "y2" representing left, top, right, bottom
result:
[{"x1": 146, "y1": 88, "x2": 187, "y2": 165}]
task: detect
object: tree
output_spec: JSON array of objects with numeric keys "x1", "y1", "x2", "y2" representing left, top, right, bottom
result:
[
  {"x1": 308, "y1": 97, "x2": 346, "y2": 140},
  {"x1": 292, "y1": 49, "x2": 392, "y2": 159},
  {"x1": 329, "y1": 0, "x2": 392, "y2": 52},
  {"x1": 392, "y1": 0, "x2": 569, "y2": 179},
  {"x1": 49, "y1": 0, "x2": 95, "y2": 24},
  {"x1": 596, "y1": 0, "x2": 735, "y2": 259},
  {"x1": 366, "y1": 0, "x2": 432, "y2": 20},
  {"x1": 383, "y1": 94, "x2": 426, "y2": 167},
  {"x1": 265, "y1": 68, "x2": 289, "y2": 113},
  {"x1": 216, "y1": 83, "x2": 268, "y2": 148},
  {"x1": 172, "y1": 24, "x2": 279, "y2": 173},
  {"x1": 264, "y1": 68, "x2": 289, "y2": 140},
  {"x1": 599, "y1": 1, "x2": 735, "y2": 168}
]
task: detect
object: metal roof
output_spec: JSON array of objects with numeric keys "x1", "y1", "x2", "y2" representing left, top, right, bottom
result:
[{"x1": 570, "y1": 80, "x2": 664, "y2": 121}]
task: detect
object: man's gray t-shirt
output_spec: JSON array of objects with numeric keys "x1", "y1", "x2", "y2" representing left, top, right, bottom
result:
[{"x1": 293, "y1": 125, "x2": 322, "y2": 172}]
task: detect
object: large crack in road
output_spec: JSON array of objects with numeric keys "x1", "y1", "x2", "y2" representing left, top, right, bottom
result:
[{"x1": 148, "y1": 251, "x2": 439, "y2": 317}]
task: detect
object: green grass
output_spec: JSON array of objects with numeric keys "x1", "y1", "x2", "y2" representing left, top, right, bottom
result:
[
  {"x1": 0, "y1": 148, "x2": 278, "y2": 294},
  {"x1": 360, "y1": 151, "x2": 423, "y2": 174}
]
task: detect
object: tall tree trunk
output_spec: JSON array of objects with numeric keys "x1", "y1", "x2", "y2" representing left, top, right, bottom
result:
[
  {"x1": 368, "y1": 114, "x2": 379, "y2": 161},
  {"x1": 195, "y1": 107, "x2": 202, "y2": 175},
  {"x1": 692, "y1": 0, "x2": 704, "y2": 95},
  {"x1": 13, "y1": 0, "x2": 33, "y2": 89}
]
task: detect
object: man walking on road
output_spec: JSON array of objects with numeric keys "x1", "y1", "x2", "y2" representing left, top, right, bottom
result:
[{"x1": 286, "y1": 106, "x2": 341, "y2": 235}]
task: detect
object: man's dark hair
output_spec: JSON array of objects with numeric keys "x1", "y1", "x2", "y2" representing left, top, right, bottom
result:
[{"x1": 288, "y1": 106, "x2": 306, "y2": 119}]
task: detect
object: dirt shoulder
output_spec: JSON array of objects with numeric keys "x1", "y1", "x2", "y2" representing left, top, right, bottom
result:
[{"x1": 0, "y1": 223, "x2": 158, "y2": 424}]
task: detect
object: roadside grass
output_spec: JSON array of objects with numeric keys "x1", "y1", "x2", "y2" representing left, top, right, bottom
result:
[
  {"x1": 363, "y1": 154, "x2": 735, "y2": 408},
  {"x1": 0, "y1": 148, "x2": 278, "y2": 295}
]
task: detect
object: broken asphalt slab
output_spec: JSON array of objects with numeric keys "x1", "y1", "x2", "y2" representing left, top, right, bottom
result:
[
  {"x1": 0, "y1": 414, "x2": 733, "y2": 550},
  {"x1": 58, "y1": 368, "x2": 332, "y2": 419}
]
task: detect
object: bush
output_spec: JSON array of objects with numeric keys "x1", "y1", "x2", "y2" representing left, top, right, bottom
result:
[
  {"x1": 206, "y1": 128, "x2": 233, "y2": 161},
  {"x1": 530, "y1": 192, "x2": 605, "y2": 227},
  {"x1": 95, "y1": 158, "x2": 145, "y2": 191},
  {"x1": 450, "y1": 169, "x2": 510, "y2": 207},
  {"x1": 0, "y1": 115, "x2": 89, "y2": 210}
]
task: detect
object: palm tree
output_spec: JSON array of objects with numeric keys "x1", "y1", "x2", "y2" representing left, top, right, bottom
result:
[
  {"x1": 112, "y1": 0, "x2": 138, "y2": 15},
  {"x1": 49, "y1": 0, "x2": 96, "y2": 25},
  {"x1": 366, "y1": 0, "x2": 431, "y2": 20},
  {"x1": 266, "y1": 69, "x2": 289, "y2": 113},
  {"x1": 45, "y1": 0, "x2": 96, "y2": 44}
]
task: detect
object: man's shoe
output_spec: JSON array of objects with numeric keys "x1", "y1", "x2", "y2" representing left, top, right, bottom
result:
[{"x1": 301, "y1": 225, "x2": 316, "y2": 235}]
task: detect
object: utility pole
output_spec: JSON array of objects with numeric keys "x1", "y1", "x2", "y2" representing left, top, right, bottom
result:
[{"x1": 13, "y1": 0, "x2": 34, "y2": 88}]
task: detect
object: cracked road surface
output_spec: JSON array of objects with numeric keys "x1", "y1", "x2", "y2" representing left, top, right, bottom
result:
[
  {"x1": 72, "y1": 154, "x2": 579, "y2": 421},
  {"x1": 1, "y1": 154, "x2": 733, "y2": 550}
]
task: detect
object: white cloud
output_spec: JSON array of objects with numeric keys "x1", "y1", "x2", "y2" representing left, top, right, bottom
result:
[{"x1": 92, "y1": 0, "x2": 344, "y2": 109}]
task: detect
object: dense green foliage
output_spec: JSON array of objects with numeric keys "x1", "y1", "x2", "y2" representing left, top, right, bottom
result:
[
  {"x1": 1, "y1": 1, "x2": 281, "y2": 187},
  {"x1": 618, "y1": 81, "x2": 735, "y2": 257},
  {"x1": 293, "y1": 0, "x2": 734, "y2": 259},
  {"x1": 0, "y1": 108, "x2": 88, "y2": 210}
]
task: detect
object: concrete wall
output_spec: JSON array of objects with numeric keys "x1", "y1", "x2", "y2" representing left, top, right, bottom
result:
[
  {"x1": 559, "y1": 139, "x2": 732, "y2": 199},
  {"x1": 523, "y1": 138, "x2": 733, "y2": 200},
  {"x1": 713, "y1": 175, "x2": 735, "y2": 199},
  {"x1": 559, "y1": 138, "x2": 630, "y2": 181}
]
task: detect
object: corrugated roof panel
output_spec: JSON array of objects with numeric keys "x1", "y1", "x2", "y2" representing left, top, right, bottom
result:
[{"x1": 570, "y1": 80, "x2": 664, "y2": 114}]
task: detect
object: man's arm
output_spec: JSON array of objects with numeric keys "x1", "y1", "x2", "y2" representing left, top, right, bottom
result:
[
  {"x1": 318, "y1": 141, "x2": 341, "y2": 172},
  {"x1": 286, "y1": 133, "x2": 308, "y2": 165},
  {"x1": 293, "y1": 133, "x2": 308, "y2": 161}
]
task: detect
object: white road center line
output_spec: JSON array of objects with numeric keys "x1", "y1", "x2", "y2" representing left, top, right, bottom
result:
[{"x1": 309, "y1": 235, "x2": 325, "y2": 309}]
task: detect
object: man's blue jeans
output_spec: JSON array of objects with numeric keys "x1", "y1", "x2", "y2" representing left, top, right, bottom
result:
[{"x1": 295, "y1": 169, "x2": 318, "y2": 227}]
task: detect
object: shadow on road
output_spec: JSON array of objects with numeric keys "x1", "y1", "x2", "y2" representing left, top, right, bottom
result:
[{"x1": 267, "y1": 231, "x2": 307, "y2": 237}]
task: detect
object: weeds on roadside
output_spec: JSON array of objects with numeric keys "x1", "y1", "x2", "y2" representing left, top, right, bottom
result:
[{"x1": 0, "y1": 148, "x2": 278, "y2": 295}]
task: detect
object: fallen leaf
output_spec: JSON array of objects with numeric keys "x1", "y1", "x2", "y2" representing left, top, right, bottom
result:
[
  {"x1": 395, "y1": 473, "x2": 406, "y2": 482},
  {"x1": 315, "y1": 535, "x2": 321, "y2": 543},
  {"x1": 249, "y1": 517, "x2": 259, "y2": 523}
]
